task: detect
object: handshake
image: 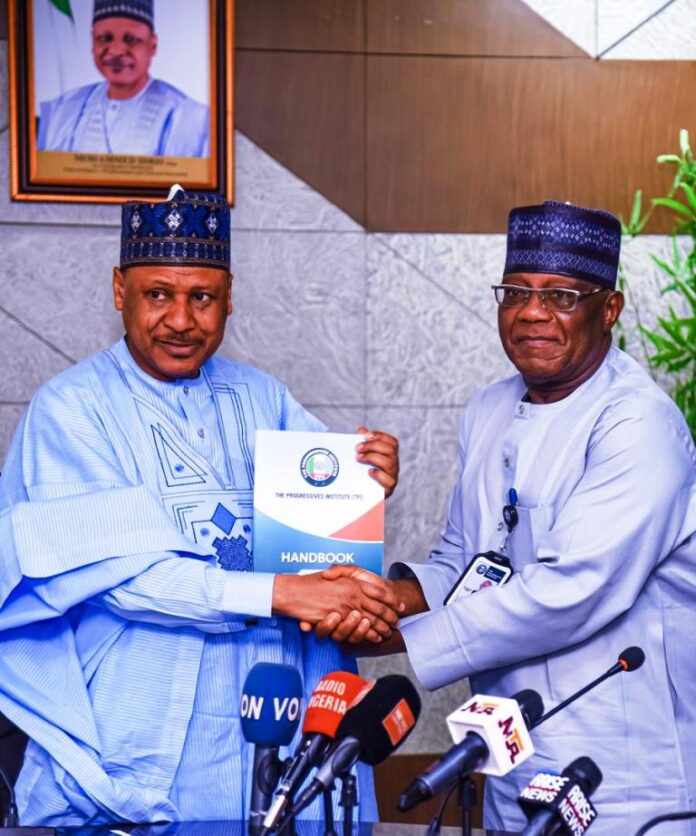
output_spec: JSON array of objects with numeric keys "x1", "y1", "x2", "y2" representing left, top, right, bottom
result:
[{"x1": 272, "y1": 566, "x2": 426, "y2": 652}]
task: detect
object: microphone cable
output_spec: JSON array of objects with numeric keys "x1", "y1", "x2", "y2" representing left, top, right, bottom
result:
[
  {"x1": 634, "y1": 810, "x2": 696, "y2": 835},
  {"x1": 0, "y1": 758, "x2": 18, "y2": 827},
  {"x1": 425, "y1": 780, "x2": 458, "y2": 836}
]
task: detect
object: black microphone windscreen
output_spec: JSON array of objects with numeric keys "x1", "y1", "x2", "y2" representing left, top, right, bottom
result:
[
  {"x1": 335, "y1": 674, "x2": 421, "y2": 765},
  {"x1": 563, "y1": 756, "x2": 603, "y2": 795},
  {"x1": 512, "y1": 689, "x2": 544, "y2": 728},
  {"x1": 619, "y1": 646, "x2": 645, "y2": 672}
]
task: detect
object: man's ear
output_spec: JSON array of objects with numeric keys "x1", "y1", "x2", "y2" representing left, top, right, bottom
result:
[
  {"x1": 113, "y1": 266, "x2": 125, "y2": 312},
  {"x1": 605, "y1": 290, "x2": 625, "y2": 331},
  {"x1": 227, "y1": 272, "x2": 233, "y2": 316}
]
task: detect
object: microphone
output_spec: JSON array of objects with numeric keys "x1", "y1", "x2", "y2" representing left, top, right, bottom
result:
[
  {"x1": 262, "y1": 671, "x2": 367, "y2": 833},
  {"x1": 240, "y1": 663, "x2": 303, "y2": 835},
  {"x1": 531, "y1": 646, "x2": 645, "y2": 729},
  {"x1": 398, "y1": 689, "x2": 543, "y2": 812},
  {"x1": 0, "y1": 747, "x2": 55, "y2": 835},
  {"x1": 518, "y1": 756, "x2": 603, "y2": 835},
  {"x1": 290, "y1": 674, "x2": 421, "y2": 817}
]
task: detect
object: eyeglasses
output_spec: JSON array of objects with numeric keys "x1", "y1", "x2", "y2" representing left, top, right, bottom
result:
[{"x1": 491, "y1": 284, "x2": 607, "y2": 312}]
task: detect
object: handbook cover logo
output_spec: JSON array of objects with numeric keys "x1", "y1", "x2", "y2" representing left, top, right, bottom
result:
[{"x1": 253, "y1": 431, "x2": 384, "y2": 575}]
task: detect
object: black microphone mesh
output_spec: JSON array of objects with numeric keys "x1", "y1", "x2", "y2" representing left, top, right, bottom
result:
[
  {"x1": 512, "y1": 689, "x2": 544, "y2": 728},
  {"x1": 619, "y1": 646, "x2": 645, "y2": 672},
  {"x1": 335, "y1": 675, "x2": 421, "y2": 765},
  {"x1": 563, "y1": 756, "x2": 603, "y2": 796}
]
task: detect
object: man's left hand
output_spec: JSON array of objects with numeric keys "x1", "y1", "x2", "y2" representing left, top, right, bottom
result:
[{"x1": 355, "y1": 426, "x2": 399, "y2": 498}]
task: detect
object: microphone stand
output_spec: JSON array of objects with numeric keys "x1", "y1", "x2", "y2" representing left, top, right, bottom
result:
[
  {"x1": 339, "y1": 774, "x2": 357, "y2": 836},
  {"x1": 322, "y1": 786, "x2": 337, "y2": 836},
  {"x1": 456, "y1": 772, "x2": 477, "y2": 836}
]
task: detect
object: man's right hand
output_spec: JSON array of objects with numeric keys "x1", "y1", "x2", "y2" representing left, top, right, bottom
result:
[{"x1": 272, "y1": 571, "x2": 404, "y2": 643}]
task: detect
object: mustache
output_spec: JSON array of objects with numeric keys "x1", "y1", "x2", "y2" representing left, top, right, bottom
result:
[
  {"x1": 156, "y1": 335, "x2": 203, "y2": 346},
  {"x1": 102, "y1": 58, "x2": 131, "y2": 69}
]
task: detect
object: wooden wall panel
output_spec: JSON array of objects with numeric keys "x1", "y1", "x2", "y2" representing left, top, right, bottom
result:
[
  {"x1": 366, "y1": 0, "x2": 585, "y2": 57},
  {"x1": 236, "y1": 0, "x2": 365, "y2": 52},
  {"x1": 235, "y1": 50, "x2": 366, "y2": 224},
  {"x1": 366, "y1": 57, "x2": 695, "y2": 232},
  {"x1": 374, "y1": 755, "x2": 484, "y2": 826}
]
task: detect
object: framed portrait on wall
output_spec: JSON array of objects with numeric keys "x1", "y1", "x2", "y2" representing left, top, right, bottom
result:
[{"x1": 8, "y1": 0, "x2": 234, "y2": 203}]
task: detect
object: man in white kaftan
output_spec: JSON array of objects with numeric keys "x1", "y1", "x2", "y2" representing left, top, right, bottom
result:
[
  {"x1": 37, "y1": 1, "x2": 209, "y2": 157},
  {"x1": 0, "y1": 187, "x2": 401, "y2": 827},
  {"x1": 318, "y1": 201, "x2": 696, "y2": 834}
]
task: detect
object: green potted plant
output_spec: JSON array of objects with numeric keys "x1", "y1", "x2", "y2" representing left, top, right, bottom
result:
[{"x1": 621, "y1": 129, "x2": 696, "y2": 440}]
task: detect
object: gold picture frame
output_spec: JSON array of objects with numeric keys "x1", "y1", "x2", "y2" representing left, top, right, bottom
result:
[{"x1": 8, "y1": 0, "x2": 234, "y2": 203}]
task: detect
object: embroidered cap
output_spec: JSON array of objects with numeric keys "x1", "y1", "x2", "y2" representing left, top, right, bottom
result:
[
  {"x1": 120, "y1": 185, "x2": 230, "y2": 271},
  {"x1": 504, "y1": 200, "x2": 622, "y2": 288},
  {"x1": 93, "y1": 0, "x2": 154, "y2": 28}
]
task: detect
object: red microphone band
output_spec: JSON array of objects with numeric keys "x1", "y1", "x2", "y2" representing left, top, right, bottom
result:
[{"x1": 302, "y1": 671, "x2": 367, "y2": 736}]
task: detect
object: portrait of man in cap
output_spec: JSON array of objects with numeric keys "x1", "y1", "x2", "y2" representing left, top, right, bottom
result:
[{"x1": 36, "y1": 0, "x2": 210, "y2": 157}]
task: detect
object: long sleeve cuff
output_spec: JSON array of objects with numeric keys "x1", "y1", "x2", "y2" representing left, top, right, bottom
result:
[
  {"x1": 222, "y1": 571, "x2": 275, "y2": 619},
  {"x1": 388, "y1": 560, "x2": 454, "y2": 611},
  {"x1": 399, "y1": 603, "x2": 474, "y2": 691}
]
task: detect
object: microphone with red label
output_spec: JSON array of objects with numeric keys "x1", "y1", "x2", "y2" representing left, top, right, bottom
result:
[
  {"x1": 289, "y1": 674, "x2": 422, "y2": 817},
  {"x1": 261, "y1": 670, "x2": 367, "y2": 833},
  {"x1": 518, "y1": 756, "x2": 603, "y2": 835},
  {"x1": 398, "y1": 689, "x2": 543, "y2": 812}
]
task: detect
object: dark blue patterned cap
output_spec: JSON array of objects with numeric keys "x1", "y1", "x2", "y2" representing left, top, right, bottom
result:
[
  {"x1": 504, "y1": 200, "x2": 621, "y2": 288},
  {"x1": 93, "y1": 0, "x2": 154, "y2": 28},
  {"x1": 121, "y1": 185, "x2": 230, "y2": 271}
]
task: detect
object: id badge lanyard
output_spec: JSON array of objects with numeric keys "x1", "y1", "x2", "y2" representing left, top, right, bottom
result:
[{"x1": 497, "y1": 487, "x2": 519, "y2": 553}]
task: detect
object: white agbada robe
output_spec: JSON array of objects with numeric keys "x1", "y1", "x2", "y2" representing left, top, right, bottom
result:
[
  {"x1": 37, "y1": 79, "x2": 209, "y2": 157},
  {"x1": 0, "y1": 339, "x2": 376, "y2": 827},
  {"x1": 391, "y1": 346, "x2": 696, "y2": 835}
]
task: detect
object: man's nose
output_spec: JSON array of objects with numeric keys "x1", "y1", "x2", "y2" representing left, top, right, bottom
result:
[
  {"x1": 518, "y1": 290, "x2": 552, "y2": 319},
  {"x1": 164, "y1": 299, "x2": 195, "y2": 331}
]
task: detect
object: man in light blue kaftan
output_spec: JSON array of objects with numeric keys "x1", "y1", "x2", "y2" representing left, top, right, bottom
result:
[
  {"x1": 321, "y1": 201, "x2": 696, "y2": 834},
  {"x1": 0, "y1": 186, "x2": 401, "y2": 827},
  {"x1": 37, "y1": 1, "x2": 209, "y2": 157}
]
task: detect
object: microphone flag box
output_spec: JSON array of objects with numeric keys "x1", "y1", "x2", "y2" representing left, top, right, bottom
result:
[
  {"x1": 253, "y1": 430, "x2": 384, "y2": 574},
  {"x1": 446, "y1": 695, "x2": 535, "y2": 777}
]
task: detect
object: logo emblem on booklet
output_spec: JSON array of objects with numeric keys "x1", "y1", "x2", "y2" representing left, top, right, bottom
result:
[{"x1": 300, "y1": 447, "x2": 340, "y2": 487}]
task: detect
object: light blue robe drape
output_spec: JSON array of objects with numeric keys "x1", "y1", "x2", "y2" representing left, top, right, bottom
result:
[
  {"x1": 38, "y1": 80, "x2": 209, "y2": 157},
  {"x1": 0, "y1": 339, "x2": 376, "y2": 827}
]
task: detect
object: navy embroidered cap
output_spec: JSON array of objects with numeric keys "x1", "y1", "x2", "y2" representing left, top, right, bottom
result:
[
  {"x1": 120, "y1": 185, "x2": 230, "y2": 271},
  {"x1": 504, "y1": 200, "x2": 621, "y2": 288},
  {"x1": 93, "y1": 0, "x2": 154, "y2": 28}
]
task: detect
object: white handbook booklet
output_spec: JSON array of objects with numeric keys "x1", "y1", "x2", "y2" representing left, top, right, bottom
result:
[{"x1": 253, "y1": 430, "x2": 384, "y2": 574}]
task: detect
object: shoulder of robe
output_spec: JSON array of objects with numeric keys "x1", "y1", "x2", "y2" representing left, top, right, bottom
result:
[{"x1": 205, "y1": 355, "x2": 288, "y2": 397}]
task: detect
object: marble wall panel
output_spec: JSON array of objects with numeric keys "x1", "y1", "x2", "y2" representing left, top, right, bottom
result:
[
  {"x1": 224, "y1": 230, "x2": 366, "y2": 406},
  {"x1": 519, "y1": 0, "x2": 597, "y2": 56},
  {"x1": 1, "y1": 225, "x2": 123, "y2": 362},
  {"x1": 618, "y1": 234, "x2": 692, "y2": 394},
  {"x1": 0, "y1": 135, "x2": 121, "y2": 227},
  {"x1": 597, "y1": 0, "x2": 673, "y2": 55},
  {"x1": 367, "y1": 406, "x2": 462, "y2": 569},
  {"x1": 375, "y1": 233, "x2": 507, "y2": 313},
  {"x1": 305, "y1": 405, "x2": 367, "y2": 435},
  {"x1": 0, "y1": 309, "x2": 71, "y2": 403},
  {"x1": 367, "y1": 237, "x2": 512, "y2": 408},
  {"x1": 0, "y1": 404, "x2": 27, "y2": 468},
  {"x1": 601, "y1": 0, "x2": 696, "y2": 59},
  {"x1": 231, "y1": 133, "x2": 361, "y2": 233}
]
